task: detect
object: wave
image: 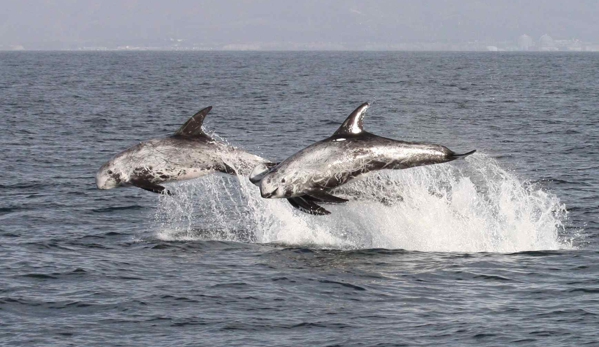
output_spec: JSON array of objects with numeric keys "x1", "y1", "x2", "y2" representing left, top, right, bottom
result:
[{"x1": 153, "y1": 154, "x2": 575, "y2": 253}]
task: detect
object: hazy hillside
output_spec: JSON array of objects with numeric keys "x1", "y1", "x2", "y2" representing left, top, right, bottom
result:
[{"x1": 1, "y1": 0, "x2": 598, "y2": 49}]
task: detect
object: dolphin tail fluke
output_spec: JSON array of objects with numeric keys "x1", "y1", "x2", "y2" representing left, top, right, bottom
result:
[
  {"x1": 453, "y1": 150, "x2": 476, "y2": 158},
  {"x1": 249, "y1": 162, "x2": 279, "y2": 185},
  {"x1": 287, "y1": 197, "x2": 331, "y2": 215}
]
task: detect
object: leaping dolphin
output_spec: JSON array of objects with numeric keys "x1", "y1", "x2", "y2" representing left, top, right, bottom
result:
[
  {"x1": 253, "y1": 102, "x2": 475, "y2": 215},
  {"x1": 96, "y1": 106, "x2": 269, "y2": 194}
]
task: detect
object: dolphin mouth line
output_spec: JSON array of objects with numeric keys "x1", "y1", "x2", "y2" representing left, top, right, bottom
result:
[
  {"x1": 262, "y1": 185, "x2": 283, "y2": 198},
  {"x1": 262, "y1": 191, "x2": 276, "y2": 198}
]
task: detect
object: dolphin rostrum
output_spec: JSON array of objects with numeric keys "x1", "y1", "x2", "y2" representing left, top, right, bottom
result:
[
  {"x1": 254, "y1": 102, "x2": 475, "y2": 215},
  {"x1": 96, "y1": 106, "x2": 269, "y2": 194}
]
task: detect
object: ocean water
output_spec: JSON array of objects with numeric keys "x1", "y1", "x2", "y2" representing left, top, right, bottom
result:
[{"x1": 0, "y1": 51, "x2": 598, "y2": 346}]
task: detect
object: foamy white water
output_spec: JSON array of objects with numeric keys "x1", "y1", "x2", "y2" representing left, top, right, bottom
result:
[{"x1": 154, "y1": 154, "x2": 572, "y2": 252}]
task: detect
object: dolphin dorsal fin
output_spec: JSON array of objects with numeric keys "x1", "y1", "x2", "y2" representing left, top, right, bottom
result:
[
  {"x1": 333, "y1": 102, "x2": 370, "y2": 136},
  {"x1": 174, "y1": 106, "x2": 212, "y2": 138}
]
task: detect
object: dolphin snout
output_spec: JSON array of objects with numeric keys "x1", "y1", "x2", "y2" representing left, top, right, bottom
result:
[
  {"x1": 96, "y1": 171, "x2": 108, "y2": 189},
  {"x1": 95, "y1": 166, "x2": 120, "y2": 190}
]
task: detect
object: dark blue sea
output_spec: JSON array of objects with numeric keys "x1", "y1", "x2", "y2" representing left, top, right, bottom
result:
[{"x1": 1, "y1": 51, "x2": 598, "y2": 346}]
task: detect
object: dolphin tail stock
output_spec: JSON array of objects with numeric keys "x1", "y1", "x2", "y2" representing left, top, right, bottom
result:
[{"x1": 287, "y1": 196, "x2": 331, "y2": 215}]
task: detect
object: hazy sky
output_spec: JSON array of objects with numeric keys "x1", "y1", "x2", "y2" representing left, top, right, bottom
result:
[{"x1": 1, "y1": 0, "x2": 598, "y2": 49}]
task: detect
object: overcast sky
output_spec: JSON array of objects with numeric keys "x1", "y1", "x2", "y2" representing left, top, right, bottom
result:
[{"x1": 1, "y1": 0, "x2": 598, "y2": 49}]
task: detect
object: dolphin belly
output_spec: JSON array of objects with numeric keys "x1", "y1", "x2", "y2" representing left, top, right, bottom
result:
[{"x1": 168, "y1": 167, "x2": 216, "y2": 181}]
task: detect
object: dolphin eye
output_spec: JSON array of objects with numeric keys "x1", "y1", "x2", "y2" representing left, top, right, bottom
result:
[{"x1": 107, "y1": 170, "x2": 113, "y2": 175}]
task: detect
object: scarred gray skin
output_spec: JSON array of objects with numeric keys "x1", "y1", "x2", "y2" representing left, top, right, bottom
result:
[
  {"x1": 96, "y1": 106, "x2": 268, "y2": 194},
  {"x1": 258, "y1": 102, "x2": 474, "y2": 200}
]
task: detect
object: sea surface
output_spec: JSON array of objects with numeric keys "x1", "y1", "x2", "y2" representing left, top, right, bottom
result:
[{"x1": 0, "y1": 51, "x2": 598, "y2": 346}]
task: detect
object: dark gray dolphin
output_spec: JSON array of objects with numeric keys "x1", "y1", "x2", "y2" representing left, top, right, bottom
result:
[
  {"x1": 96, "y1": 106, "x2": 268, "y2": 194},
  {"x1": 254, "y1": 102, "x2": 475, "y2": 215}
]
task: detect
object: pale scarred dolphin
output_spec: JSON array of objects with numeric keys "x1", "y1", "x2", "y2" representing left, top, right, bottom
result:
[
  {"x1": 96, "y1": 106, "x2": 268, "y2": 195},
  {"x1": 253, "y1": 102, "x2": 475, "y2": 215}
]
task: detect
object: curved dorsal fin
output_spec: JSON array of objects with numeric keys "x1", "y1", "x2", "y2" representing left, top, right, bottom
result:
[
  {"x1": 333, "y1": 102, "x2": 370, "y2": 136},
  {"x1": 174, "y1": 106, "x2": 212, "y2": 137}
]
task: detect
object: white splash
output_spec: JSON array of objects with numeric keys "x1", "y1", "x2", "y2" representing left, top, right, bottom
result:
[{"x1": 153, "y1": 154, "x2": 573, "y2": 253}]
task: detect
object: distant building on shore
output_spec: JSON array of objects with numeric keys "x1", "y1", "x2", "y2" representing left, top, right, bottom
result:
[
  {"x1": 518, "y1": 34, "x2": 533, "y2": 51},
  {"x1": 539, "y1": 34, "x2": 558, "y2": 51}
]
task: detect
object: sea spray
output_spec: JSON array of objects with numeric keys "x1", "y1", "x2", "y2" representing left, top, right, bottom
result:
[{"x1": 153, "y1": 154, "x2": 572, "y2": 252}]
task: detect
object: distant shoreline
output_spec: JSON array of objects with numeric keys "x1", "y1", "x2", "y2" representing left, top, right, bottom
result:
[{"x1": 2, "y1": 49, "x2": 599, "y2": 53}]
